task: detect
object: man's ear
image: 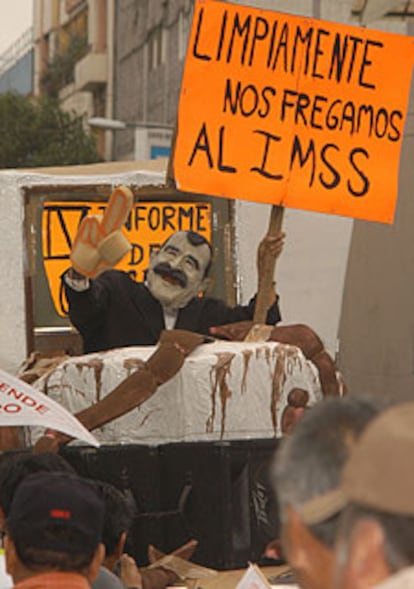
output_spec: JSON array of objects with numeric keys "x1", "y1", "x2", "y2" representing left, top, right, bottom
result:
[
  {"x1": 284, "y1": 506, "x2": 311, "y2": 568},
  {"x1": 286, "y1": 505, "x2": 332, "y2": 566},
  {"x1": 88, "y1": 543, "x2": 105, "y2": 582},
  {"x1": 344, "y1": 519, "x2": 390, "y2": 588},
  {"x1": 284, "y1": 505, "x2": 334, "y2": 589}
]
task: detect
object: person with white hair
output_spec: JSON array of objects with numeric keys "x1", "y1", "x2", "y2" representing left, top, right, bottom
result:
[{"x1": 297, "y1": 401, "x2": 414, "y2": 589}]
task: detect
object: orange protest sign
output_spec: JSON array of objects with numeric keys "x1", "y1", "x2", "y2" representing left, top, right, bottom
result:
[
  {"x1": 42, "y1": 200, "x2": 211, "y2": 316},
  {"x1": 174, "y1": 0, "x2": 414, "y2": 223}
]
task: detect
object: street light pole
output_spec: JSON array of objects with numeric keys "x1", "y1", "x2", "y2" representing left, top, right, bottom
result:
[
  {"x1": 88, "y1": 117, "x2": 174, "y2": 131},
  {"x1": 88, "y1": 117, "x2": 174, "y2": 161},
  {"x1": 88, "y1": 116, "x2": 128, "y2": 130}
]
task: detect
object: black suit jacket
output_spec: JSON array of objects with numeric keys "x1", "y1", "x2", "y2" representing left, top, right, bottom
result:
[{"x1": 64, "y1": 270, "x2": 281, "y2": 353}]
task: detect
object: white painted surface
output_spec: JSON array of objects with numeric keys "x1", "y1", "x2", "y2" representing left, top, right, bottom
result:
[
  {"x1": 0, "y1": 172, "x2": 27, "y2": 376},
  {"x1": 28, "y1": 341, "x2": 322, "y2": 445}
]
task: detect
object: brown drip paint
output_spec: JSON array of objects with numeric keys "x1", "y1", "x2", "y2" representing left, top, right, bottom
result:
[
  {"x1": 285, "y1": 346, "x2": 302, "y2": 375},
  {"x1": 241, "y1": 350, "x2": 253, "y2": 395},
  {"x1": 263, "y1": 345, "x2": 272, "y2": 368},
  {"x1": 74, "y1": 359, "x2": 104, "y2": 402},
  {"x1": 206, "y1": 352, "x2": 235, "y2": 437},
  {"x1": 138, "y1": 409, "x2": 158, "y2": 427},
  {"x1": 44, "y1": 365, "x2": 74, "y2": 399},
  {"x1": 271, "y1": 348, "x2": 286, "y2": 435},
  {"x1": 43, "y1": 370, "x2": 55, "y2": 397},
  {"x1": 44, "y1": 383, "x2": 77, "y2": 400}
]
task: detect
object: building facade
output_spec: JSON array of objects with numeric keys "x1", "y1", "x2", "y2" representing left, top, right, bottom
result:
[
  {"x1": 32, "y1": 0, "x2": 114, "y2": 157},
  {"x1": 110, "y1": 0, "x2": 414, "y2": 159},
  {"x1": 30, "y1": 0, "x2": 414, "y2": 161},
  {"x1": 112, "y1": 0, "x2": 192, "y2": 161}
]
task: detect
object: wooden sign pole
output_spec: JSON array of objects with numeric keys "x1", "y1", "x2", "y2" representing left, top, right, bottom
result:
[{"x1": 253, "y1": 204, "x2": 284, "y2": 324}]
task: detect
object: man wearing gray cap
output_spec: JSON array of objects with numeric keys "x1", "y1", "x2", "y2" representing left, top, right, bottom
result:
[
  {"x1": 273, "y1": 397, "x2": 378, "y2": 589},
  {"x1": 298, "y1": 401, "x2": 414, "y2": 589}
]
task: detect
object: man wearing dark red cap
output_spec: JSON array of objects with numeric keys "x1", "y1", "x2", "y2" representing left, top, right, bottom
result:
[{"x1": 4, "y1": 471, "x2": 105, "y2": 589}]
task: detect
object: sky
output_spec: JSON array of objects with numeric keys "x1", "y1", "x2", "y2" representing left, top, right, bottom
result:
[{"x1": 0, "y1": 0, "x2": 33, "y2": 56}]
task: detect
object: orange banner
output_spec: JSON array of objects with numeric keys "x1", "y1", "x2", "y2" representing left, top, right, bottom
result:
[
  {"x1": 174, "y1": 0, "x2": 414, "y2": 223},
  {"x1": 42, "y1": 200, "x2": 211, "y2": 316}
]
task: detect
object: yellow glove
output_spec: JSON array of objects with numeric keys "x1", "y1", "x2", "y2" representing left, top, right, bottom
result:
[{"x1": 70, "y1": 185, "x2": 133, "y2": 278}]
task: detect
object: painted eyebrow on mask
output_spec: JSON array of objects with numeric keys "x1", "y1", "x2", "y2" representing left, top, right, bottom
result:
[
  {"x1": 187, "y1": 255, "x2": 200, "y2": 270},
  {"x1": 164, "y1": 245, "x2": 179, "y2": 254}
]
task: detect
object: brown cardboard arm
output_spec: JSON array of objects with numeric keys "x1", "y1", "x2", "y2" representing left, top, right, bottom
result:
[
  {"x1": 141, "y1": 540, "x2": 199, "y2": 589},
  {"x1": 148, "y1": 539, "x2": 198, "y2": 564}
]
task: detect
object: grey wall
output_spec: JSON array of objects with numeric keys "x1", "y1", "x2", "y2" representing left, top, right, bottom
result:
[
  {"x1": 114, "y1": 0, "x2": 189, "y2": 160},
  {"x1": 338, "y1": 85, "x2": 414, "y2": 401}
]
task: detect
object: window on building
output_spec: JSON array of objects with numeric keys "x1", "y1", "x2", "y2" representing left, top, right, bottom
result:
[
  {"x1": 59, "y1": 6, "x2": 88, "y2": 54},
  {"x1": 148, "y1": 26, "x2": 166, "y2": 70}
]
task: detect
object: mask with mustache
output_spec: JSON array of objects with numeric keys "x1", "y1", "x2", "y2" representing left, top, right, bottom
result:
[
  {"x1": 153, "y1": 262, "x2": 188, "y2": 288},
  {"x1": 146, "y1": 232, "x2": 211, "y2": 311}
]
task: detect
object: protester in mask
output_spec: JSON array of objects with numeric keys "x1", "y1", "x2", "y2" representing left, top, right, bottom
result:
[{"x1": 63, "y1": 229, "x2": 284, "y2": 353}]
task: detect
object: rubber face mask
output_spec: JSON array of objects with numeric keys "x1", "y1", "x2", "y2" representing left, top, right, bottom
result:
[{"x1": 146, "y1": 232, "x2": 211, "y2": 311}]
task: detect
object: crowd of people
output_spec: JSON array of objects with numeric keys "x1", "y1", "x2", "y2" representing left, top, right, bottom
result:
[
  {"x1": 0, "y1": 452, "x2": 139, "y2": 589},
  {"x1": 0, "y1": 450, "x2": 201, "y2": 589},
  {"x1": 3, "y1": 397, "x2": 414, "y2": 589}
]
